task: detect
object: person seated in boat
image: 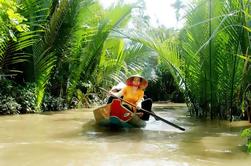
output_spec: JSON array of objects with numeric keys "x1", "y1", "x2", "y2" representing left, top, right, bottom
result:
[
  {"x1": 107, "y1": 82, "x2": 126, "y2": 103},
  {"x1": 108, "y1": 75, "x2": 153, "y2": 121}
]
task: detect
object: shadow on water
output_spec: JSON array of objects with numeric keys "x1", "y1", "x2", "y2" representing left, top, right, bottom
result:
[{"x1": 80, "y1": 120, "x2": 147, "y2": 142}]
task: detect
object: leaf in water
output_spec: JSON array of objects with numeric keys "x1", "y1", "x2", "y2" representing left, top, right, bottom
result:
[{"x1": 241, "y1": 128, "x2": 251, "y2": 138}]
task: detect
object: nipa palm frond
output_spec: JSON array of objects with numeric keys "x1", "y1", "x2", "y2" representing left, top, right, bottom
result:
[
  {"x1": 0, "y1": 31, "x2": 37, "y2": 75},
  {"x1": 66, "y1": 4, "x2": 132, "y2": 102},
  {"x1": 33, "y1": 0, "x2": 69, "y2": 110}
]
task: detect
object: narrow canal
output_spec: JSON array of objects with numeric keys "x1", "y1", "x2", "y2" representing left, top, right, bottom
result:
[{"x1": 0, "y1": 104, "x2": 250, "y2": 166}]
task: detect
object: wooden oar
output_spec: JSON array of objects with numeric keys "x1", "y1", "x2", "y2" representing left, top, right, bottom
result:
[{"x1": 100, "y1": 87, "x2": 185, "y2": 131}]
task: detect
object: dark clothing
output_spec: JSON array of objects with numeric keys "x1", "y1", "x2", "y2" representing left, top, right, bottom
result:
[
  {"x1": 137, "y1": 98, "x2": 152, "y2": 121},
  {"x1": 107, "y1": 96, "x2": 118, "y2": 104}
]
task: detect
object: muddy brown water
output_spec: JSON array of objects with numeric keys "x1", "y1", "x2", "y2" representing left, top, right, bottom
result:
[{"x1": 0, "y1": 104, "x2": 250, "y2": 166}]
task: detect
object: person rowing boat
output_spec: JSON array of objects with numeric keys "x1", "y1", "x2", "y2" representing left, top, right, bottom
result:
[
  {"x1": 95, "y1": 75, "x2": 185, "y2": 130},
  {"x1": 108, "y1": 75, "x2": 153, "y2": 121}
]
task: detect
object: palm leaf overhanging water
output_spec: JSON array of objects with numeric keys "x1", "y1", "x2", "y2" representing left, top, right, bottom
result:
[{"x1": 0, "y1": 0, "x2": 250, "y2": 120}]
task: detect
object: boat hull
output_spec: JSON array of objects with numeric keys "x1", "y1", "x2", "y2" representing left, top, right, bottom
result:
[{"x1": 93, "y1": 99, "x2": 146, "y2": 128}]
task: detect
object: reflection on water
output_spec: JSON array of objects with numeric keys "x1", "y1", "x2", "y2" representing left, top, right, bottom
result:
[{"x1": 0, "y1": 106, "x2": 250, "y2": 166}]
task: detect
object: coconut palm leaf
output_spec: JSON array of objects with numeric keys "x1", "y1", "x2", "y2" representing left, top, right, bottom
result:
[
  {"x1": 125, "y1": 28, "x2": 184, "y2": 85},
  {"x1": 95, "y1": 35, "x2": 154, "y2": 91},
  {"x1": 26, "y1": 0, "x2": 70, "y2": 110},
  {"x1": 121, "y1": 0, "x2": 249, "y2": 119},
  {"x1": 66, "y1": 4, "x2": 133, "y2": 102},
  {"x1": 181, "y1": 0, "x2": 248, "y2": 118},
  {"x1": 0, "y1": 31, "x2": 37, "y2": 75}
]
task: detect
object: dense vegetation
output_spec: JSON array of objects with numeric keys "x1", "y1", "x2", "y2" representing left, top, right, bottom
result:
[
  {"x1": 0, "y1": 0, "x2": 251, "y2": 121},
  {"x1": 0, "y1": 0, "x2": 180, "y2": 114},
  {"x1": 129, "y1": 0, "x2": 251, "y2": 121}
]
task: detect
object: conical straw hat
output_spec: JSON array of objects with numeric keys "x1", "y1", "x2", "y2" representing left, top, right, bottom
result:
[{"x1": 126, "y1": 74, "x2": 148, "y2": 89}]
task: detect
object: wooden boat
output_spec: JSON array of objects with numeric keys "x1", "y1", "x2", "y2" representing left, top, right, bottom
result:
[{"x1": 93, "y1": 99, "x2": 146, "y2": 128}]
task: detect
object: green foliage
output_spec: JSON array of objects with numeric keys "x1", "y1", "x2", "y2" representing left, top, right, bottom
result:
[
  {"x1": 145, "y1": 63, "x2": 184, "y2": 102},
  {"x1": 64, "y1": 2, "x2": 103, "y2": 102},
  {"x1": 0, "y1": 76, "x2": 15, "y2": 94},
  {"x1": 74, "y1": 88, "x2": 101, "y2": 108},
  {"x1": 179, "y1": 0, "x2": 250, "y2": 118},
  {"x1": 0, "y1": 78, "x2": 19, "y2": 115},
  {"x1": 241, "y1": 128, "x2": 251, "y2": 137},
  {"x1": 66, "y1": 3, "x2": 133, "y2": 102},
  {"x1": 33, "y1": 0, "x2": 69, "y2": 110},
  {"x1": 0, "y1": 77, "x2": 20, "y2": 115},
  {"x1": 16, "y1": 0, "x2": 70, "y2": 110},
  {"x1": 0, "y1": 31, "x2": 36, "y2": 77},
  {"x1": 0, "y1": 0, "x2": 36, "y2": 76},
  {"x1": 124, "y1": 0, "x2": 251, "y2": 120},
  {"x1": 96, "y1": 38, "x2": 154, "y2": 90},
  {"x1": 0, "y1": 0, "x2": 29, "y2": 41},
  {"x1": 0, "y1": 78, "x2": 36, "y2": 114},
  {"x1": 42, "y1": 93, "x2": 65, "y2": 111},
  {"x1": 0, "y1": 0, "x2": 138, "y2": 112},
  {"x1": 0, "y1": 96, "x2": 21, "y2": 114},
  {"x1": 241, "y1": 128, "x2": 251, "y2": 153},
  {"x1": 248, "y1": 143, "x2": 251, "y2": 153},
  {"x1": 16, "y1": 83, "x2": 36, "y2": 113}
]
